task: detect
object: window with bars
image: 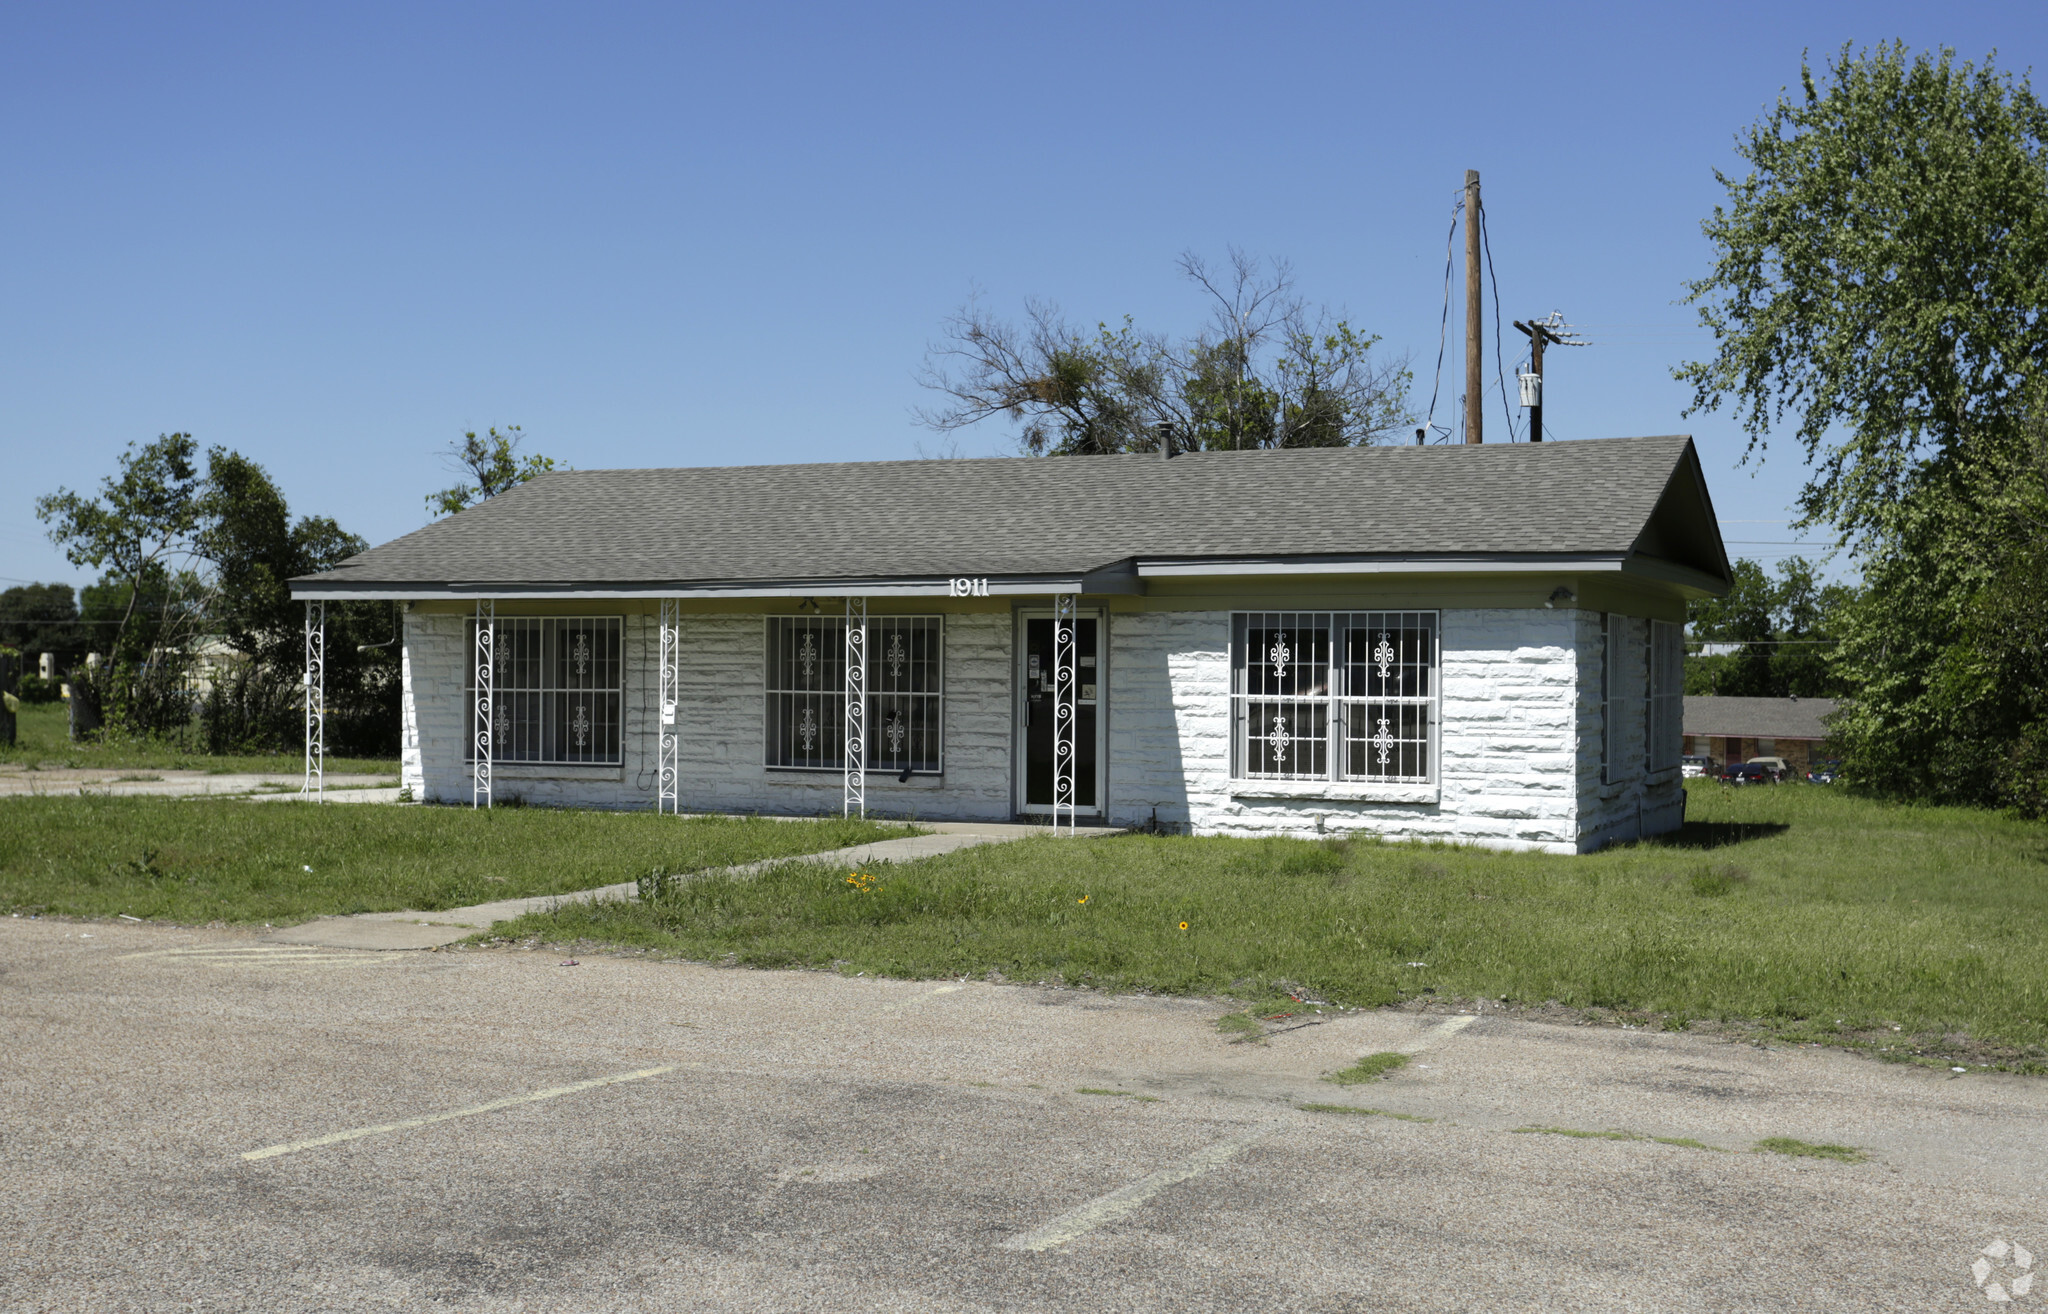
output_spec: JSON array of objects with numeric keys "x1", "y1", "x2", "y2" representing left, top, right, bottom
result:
[
  {"x1": 466, "y1": 617, "x2": 623, "y2": 764},
  {"x1": 1231, "y1": 611, "x2": 1438, "y2": 784},
  {"x1": 765, "y1": 616, "x2": 943, "y2": 774}
]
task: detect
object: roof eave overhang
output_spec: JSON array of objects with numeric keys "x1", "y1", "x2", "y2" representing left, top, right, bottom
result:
[
  {"x1": 288, "y1": 560, "x2": 1147, "y2": 602},
  {"x1": 1136, "y1": 553, "x2": 1632, "y2": 578},
  {"x1": 289, "y1": 553, "x2": 1726, "y2": 600}
]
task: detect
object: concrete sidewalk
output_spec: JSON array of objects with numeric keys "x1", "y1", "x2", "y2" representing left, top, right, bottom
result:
[
  {"x1": 0, "y1": 766, "x2": 395, "y2": 800},
  {"x1": 265, "y1": 820, "x2": 1062, "y2": 951}
]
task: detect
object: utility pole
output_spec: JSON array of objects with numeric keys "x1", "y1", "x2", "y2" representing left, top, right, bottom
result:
[
  {"x1": 1512, "y1": 312, "x2": 1588, "y2": 443},
  {"x1": 1464, "y1": 169, "x2": 1483, "y2": 444}
]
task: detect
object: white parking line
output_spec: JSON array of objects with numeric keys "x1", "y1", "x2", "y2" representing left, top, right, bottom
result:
[
  {"x1": 241, "y1": 1064, "x2": 678, "y2": 1161},
  {"x1": 999, "y1": 1125, "x2": 1275, "y2": 1253},
  {"x1": 118, "y1": 945, "x2": 395, "y2": 969}
]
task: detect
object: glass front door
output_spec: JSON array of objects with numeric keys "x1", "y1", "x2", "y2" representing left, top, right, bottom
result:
[{"x1": 1018, "y1": 613, "x2": 1101, "y2": 812}]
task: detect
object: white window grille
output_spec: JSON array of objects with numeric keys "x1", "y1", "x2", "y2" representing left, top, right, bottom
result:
[
  {"x1": 466, "y1": 616, "x2": 623, "y2": 764},
  {"x1": 766, "y1": 616, "x2": 942, "y2": 773},
  {"x1": 1231, "y1": 611, "x2": 1438, "y2": 783},
  {"x1": 1647, "y1": 619, "x2": 1684, "y2": 772}
]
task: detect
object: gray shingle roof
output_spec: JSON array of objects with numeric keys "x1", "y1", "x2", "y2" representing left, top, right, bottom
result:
[
  {"x1": 294, "y1": 434, "x2": 1725, "y2": 595},
  {"x1": 1683, "y1": 696, "x2": 1839, "y2": 741}
]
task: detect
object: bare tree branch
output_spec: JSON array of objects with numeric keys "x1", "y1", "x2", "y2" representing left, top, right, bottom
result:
[{"x1": 917, "y1": 254, "x2": 1412, "y2": 454}]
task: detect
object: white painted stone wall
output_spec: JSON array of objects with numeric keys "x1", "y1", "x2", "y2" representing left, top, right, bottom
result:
[
  {"x1": 399, "y1": 602, "x2": 1678, "y2": 850},
  {"x1": 1575, "y1": 611, "x2": 1686, "y2": 849},
  {"x1": 401, "y1": 609, "x2": 1015, "y2": 820},
  {"x1": 1105, "y1": 608, "x2": 1590, "y2": 853}
]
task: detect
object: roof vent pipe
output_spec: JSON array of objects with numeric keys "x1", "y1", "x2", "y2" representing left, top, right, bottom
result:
[
  {"x1": 1156, "y1": 421, "x2": 1175, "y2": 459},
  {"x1": 1415, "y1": 427, "x2": 1427, "y2": 446}
]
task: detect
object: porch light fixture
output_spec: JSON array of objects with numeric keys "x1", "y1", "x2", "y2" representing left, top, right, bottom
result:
[{"x1": 1545, "y1": 585, "x2": 1576, "y2": 609}]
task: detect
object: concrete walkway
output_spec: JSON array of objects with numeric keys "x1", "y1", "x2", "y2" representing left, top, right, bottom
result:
[
  {"x1": 265, "y1": 821, "x2": 1062, "y2": 951},
  {"x1": 0, "y1": 767, "x2": 395, "y2": 800}
]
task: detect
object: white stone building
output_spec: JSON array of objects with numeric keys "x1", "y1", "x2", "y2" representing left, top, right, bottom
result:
[{"x1": 292, "y1": 436, "x2": 1730, "y2": 853}]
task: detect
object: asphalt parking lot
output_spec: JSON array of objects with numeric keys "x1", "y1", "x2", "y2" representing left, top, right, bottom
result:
[{"x1": 4, "y1": 918, "x2": 2044, "y2": 1311}]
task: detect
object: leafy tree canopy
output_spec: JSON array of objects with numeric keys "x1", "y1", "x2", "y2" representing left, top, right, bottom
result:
[
  {"x1": 426, "y1": 426, "x2": 563, "y2": 517},
  {"x1": 0, "y1": 583, "x2": 87, "y2": 659},
  {"x1": 1679, "y1": 43, "x2": 2048, "y2": 813},
  {"x1": 1685, "y1": 556, "x2": 1852, "y2": 698},
  {"x1": 35, "y1": 437, "x2": 396, "y2": 748},
  {"x1": 918, "y1": 251, "x2": 1413, "y2": 455},
  {"x1": 1676, "y1": 43, "x2": 2048, "y2": 536}
]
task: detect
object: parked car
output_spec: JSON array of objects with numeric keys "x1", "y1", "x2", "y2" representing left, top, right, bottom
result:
[
  {"x1": 1719, "y1": 761, "x2": 1773, "y2": 785},
  {"x1": 1746, "y1": 756, "x2": 1791, "y2": 782},
  {"x1": 1806, "y1": 757, "x2": 1843, "y2": 784},
  {"x1": 1681, "y1": 754, "x2": 1712, "y2": 779}
]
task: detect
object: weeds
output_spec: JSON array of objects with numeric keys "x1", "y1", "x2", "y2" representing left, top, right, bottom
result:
[
  {"x1": 1326, "y1": 1052, "x2": 1411, "y2": 1085},
  {"x1": 1, "y1": 798, "x2": 912, "y2": 923},
  {"x1": 1215, "y1": 1011, "x2": 1264, "y2": 1041},
  {"x1": 1299, "y1": 1103, "x2": 1435, "y2": 1123},
  {"x1": 1754, "y1": 1137, "x2": 1870, "y2": 1163},
  {"x1": 428, "y1": 784, "x2": 2048, "y2": 1063},
  {"x1": 1514, "y1": 1126, "x2": 1722, "y2": 1150}
]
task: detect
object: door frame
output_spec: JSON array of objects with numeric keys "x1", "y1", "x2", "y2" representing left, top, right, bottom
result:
[{"x1": 1012, "y1": 605, "x2": 1107, "y2": 817}]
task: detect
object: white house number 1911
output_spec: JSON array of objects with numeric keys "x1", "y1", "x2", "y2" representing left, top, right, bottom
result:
[{"x1": 948, "y1": 577, "x2": 990, "y2": 597}]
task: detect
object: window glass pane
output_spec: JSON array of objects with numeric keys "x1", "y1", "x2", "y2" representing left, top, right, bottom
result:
[
  {"x1": 1241, "y1": 614, "x2": 1331, "y2": 698},
  {"x1": 1342, "y1": 615, "x2": 1434, "y2": 698},
  {"x1": 767, "y1": 616, "x2": 943, "y2": 772},
  {"x1": 1243, "y1": 699, "x2": 1329, "y2": 777},
  {"x1": 1232, "y1": 610, "x2": 1438, "y2": 784},
  {"x1": 468, "y1": 617, "x2": 623, "y2": 765},
  {"x1": 1344, "y1": 701, "x2": 1431, "y2": 780}
]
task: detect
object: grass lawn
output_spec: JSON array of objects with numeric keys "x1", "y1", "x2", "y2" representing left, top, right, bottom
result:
[
  {"x1": 0, "y1": 797, "x2": 910, "y2": 924},
  {"x1": 494, "y1": 782, "x2": 2048, "y2": 1069},
  {"x1": 1, "y1": 700, "x2": 398, "y2": 776}
]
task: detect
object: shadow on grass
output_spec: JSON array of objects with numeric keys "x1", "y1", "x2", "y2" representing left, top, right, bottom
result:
[{"x1": 1649, "y1": 821, "x2": 1791, "y2": 851}]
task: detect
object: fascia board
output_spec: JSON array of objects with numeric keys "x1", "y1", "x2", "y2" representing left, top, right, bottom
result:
[
  {"x1": 291, "y1": 576, "x2": 1110, "y2": 602},
  {"x1": 1135, "y1": 555, "x2": 1630, "y2": 578}
]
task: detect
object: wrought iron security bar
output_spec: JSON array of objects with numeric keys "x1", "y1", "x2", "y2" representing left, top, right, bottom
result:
[
  {"x1": 766, "y1": 615, "x2": 942, "y2": 775},
  {"x1": 1232, "y1": 611, "x2": 1439, "y2": 783},
  {"x1": 301, "y1": 600, "x2": 325, "y2": 802},
  {"x1": 466, "y1": 616, "x2": 624, "y2": 765},
  {"x1": 658, "y1": 599, "x2": 680, "y2": 813}
]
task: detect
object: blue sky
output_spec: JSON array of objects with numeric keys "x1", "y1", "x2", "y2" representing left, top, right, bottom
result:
[{"x1": 4, "y1": 1, "x2": 2042, "y2": 591}]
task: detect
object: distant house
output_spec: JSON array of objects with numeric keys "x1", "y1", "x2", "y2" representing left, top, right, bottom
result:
[
  {"x1": 291, "y1": 435, "x2": 1732, "y2": 853},
  {"x1": 1683, "y1": 695, "x2": 1838, "y2": 770}
]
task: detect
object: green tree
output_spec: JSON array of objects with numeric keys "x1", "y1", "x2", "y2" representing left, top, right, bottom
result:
[
  {"x1": 426, "y1": 425, "x2": 562, "y2": 516},
  {"x1": 34, "y1": 434, "x2": 211, "y2": 733},
  {"x1": 35, "y1": 436, "x2": 399, "y2": 753},
  {"x1": 1685, "y1": 556, "x2": 1852, "y2": 698},
  {"x1": 198, "y1": 448, "x2": 397, "y2": 756},
  {"x1": 1677, "y1": 44, "x2": 2048, "y2": 807},
  {"x1": 0, "y1": 583, "x2": 87, "y2": 663},
  {"x1": 1676, "y1": 43, "x2": 2048, "y2": 534},
  {"x1": 918, "y1": 251, "x2": 1412, "y2": 455}
]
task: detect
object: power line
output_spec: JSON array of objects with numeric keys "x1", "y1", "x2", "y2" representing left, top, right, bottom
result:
[
  {"x1": 1422, "y1": 195, "x2": 1462, "y2": 441},
  {"x1": 1478, "y1": 201, "x2": 1520, "y2": 442}
]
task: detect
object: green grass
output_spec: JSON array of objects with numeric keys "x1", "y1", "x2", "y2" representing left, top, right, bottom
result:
[
  {"x1": 1214, "y1": 1010, "x2": 1264, "y2": 1040},
  {"x1": 488, "y1": 782, "x2": 2048, "y2": 1064},
  {"x1": 1325, "y1": 1052, "x2": 1412, "y2": 1085},
  {"x1": 1515, "y1": 1126, "x2": 1721, "y2": 1150},
  {"x1": 1299, "y1": 1104, "x2": 1436, "y2": 1123},
  {"x1": 0, "y1": 700, "x2": 398, "y2": 776},
  {"x1": 1753, "y1": 1137, "x2": 1870, "y2": 1163},
  {"x1": 0, "y1": 796, "x2": 912, "y2": 923}
]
